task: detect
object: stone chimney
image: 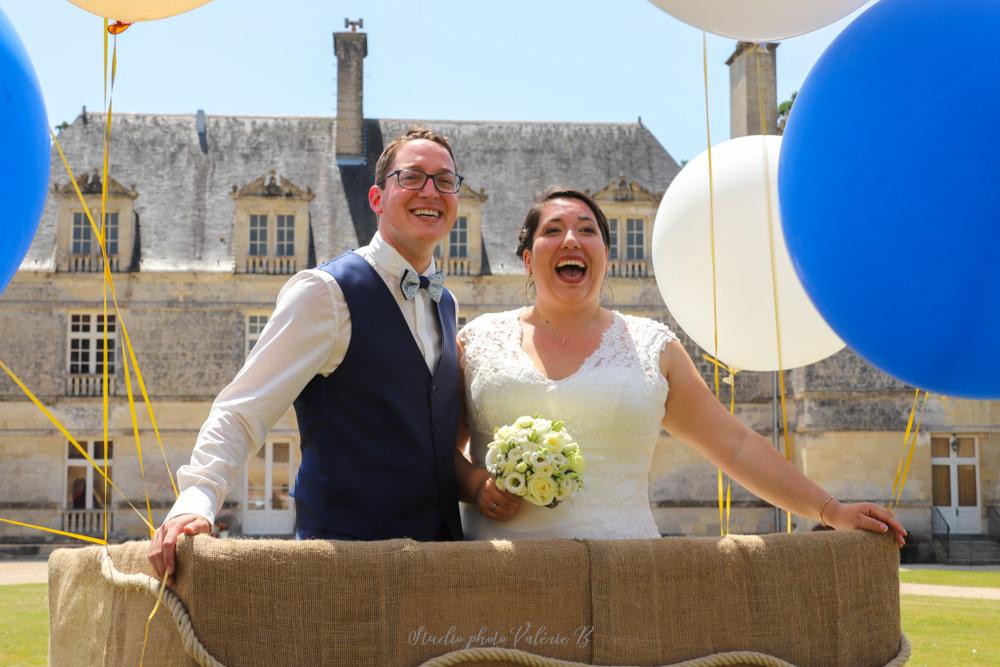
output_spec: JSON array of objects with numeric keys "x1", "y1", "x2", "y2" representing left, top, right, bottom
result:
[
  {"x1": 726, "y1": 42, "x2": 778, "y2": 137},
  {"x1": 334, "y1": 19, "x2": 368, "y2": 165}
]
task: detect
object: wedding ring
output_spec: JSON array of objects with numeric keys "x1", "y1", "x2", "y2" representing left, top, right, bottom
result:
[{"x1": 490, "y1": 502, "x2": 497, "y2": 513}]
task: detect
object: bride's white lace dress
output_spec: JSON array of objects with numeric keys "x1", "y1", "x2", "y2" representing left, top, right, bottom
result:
[{"x1": 459, "y1": 308, "x2": 678, "y2": 540}]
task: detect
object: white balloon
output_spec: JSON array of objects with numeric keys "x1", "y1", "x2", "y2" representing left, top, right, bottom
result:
[
  {"x1": 652, "y1": 135, "x2": 843, "y2": 372},
  {"x1": 648, "y1": 0, "x2": 869, "y2": 42},
  {"x1": 67, "y1": 0, "x2": 213, "y2": 22}
]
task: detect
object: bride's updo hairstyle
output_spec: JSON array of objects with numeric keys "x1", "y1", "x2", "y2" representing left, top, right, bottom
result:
[{"x1": 514, "y1": 188, "x2": 611, "y2": 258}]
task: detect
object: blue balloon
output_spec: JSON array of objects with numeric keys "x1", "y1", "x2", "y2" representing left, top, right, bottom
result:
[
  {"x1": 0, "y1": 8, "x2": 49, "y2": 296},
  {"x1": 779, "y1": 0, "x2": 1000, "y2": 399}
]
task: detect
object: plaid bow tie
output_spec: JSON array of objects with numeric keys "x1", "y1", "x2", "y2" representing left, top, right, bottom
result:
[{"x1": 399, "y1": 269, "x2": 445, "y2": 303}]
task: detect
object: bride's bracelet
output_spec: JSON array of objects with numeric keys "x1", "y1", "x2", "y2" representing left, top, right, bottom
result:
[{"x1": 818, "y1": 495, "x2": 836, "y2": 527}]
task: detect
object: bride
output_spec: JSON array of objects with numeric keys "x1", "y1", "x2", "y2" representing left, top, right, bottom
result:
[{"x1": 454, "y1": 188, "x2": 907, "y2": 543}]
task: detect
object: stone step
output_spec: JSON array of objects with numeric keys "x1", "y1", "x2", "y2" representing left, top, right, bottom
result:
[{"x1": 933, "y1": 538, "x2": 1000, "y2": 565}]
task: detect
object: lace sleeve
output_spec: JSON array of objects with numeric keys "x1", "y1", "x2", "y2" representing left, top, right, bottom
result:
[
  {"x1": 457, "y1": 311, "x2": 508, "y2": 376},
  {"x1": 622, "y1": 314, "x2": 678, "y2": 387}
]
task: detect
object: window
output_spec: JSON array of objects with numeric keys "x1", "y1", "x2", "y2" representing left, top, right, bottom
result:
[
  {"x1": 66, "y1": 441, "x2": 113, "y2": 510},
  {"x1": 246, "y1": 314, "x2": 269, "y2": 357},
  {"x1": 105, "y1": 212, "x2": 119, "y2": 256},
  {"x1": 449, "y1": 217, "x2": 468, "y2": 258},
  {"x1": 71, "y1": 212, "x2": 120, "y2": 256},
  {"x1": 626, "y1": 218, "x2": 644, "y2": 260},
  {"x1": 249, "y1": 214, "x2": 268, "y2": 256},
  {"x1": 608, "y1": 218, "x2": 619, "y2": 260},
  {"x1": 276, "y1": 215, "x2": 295, "y2": 257},
  {"x1": 68, "y1": 314, "x2": 116, "y2": 375},
  {"x1": 72, "y1": 213, "x2": 92, "y2": 256}
]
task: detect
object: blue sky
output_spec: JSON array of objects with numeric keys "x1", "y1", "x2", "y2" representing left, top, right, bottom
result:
[{"x1": 2, "y1": 0, "x2": 871, "y2": 163}]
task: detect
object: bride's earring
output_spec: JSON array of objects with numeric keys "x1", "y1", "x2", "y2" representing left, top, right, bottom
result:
[{"x1": 524, "y1": 272, "x2": 535, "y2": 304}]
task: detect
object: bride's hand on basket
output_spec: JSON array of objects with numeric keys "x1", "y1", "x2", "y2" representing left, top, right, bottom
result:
[
  {"x1": 476, "y1": 477, "x2": 522, "y2": 522},
  {"x1": 824, "y1": 500, "x2": 908, "y2": 547}
]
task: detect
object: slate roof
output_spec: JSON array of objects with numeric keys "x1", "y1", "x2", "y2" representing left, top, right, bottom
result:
[{"x1": 26, "y1": 112, "x2": 680, "y2": 275}]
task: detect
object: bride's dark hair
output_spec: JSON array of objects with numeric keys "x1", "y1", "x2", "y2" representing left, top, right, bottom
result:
[{"x1": 514, "y1": 188, "x2": 611, "y2": 258}]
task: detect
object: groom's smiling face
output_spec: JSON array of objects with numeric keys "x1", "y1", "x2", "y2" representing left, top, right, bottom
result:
[{"x1": 369, "y1": 139, "x2": 459, "y2": 270}]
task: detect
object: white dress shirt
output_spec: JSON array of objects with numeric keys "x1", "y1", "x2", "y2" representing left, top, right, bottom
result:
[{"x1": 166, "y1": 232, "x2": 450, "y2": 525}]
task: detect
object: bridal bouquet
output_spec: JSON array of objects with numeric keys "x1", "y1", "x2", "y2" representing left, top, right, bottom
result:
[{"x1": 485, "y1": 415, "x2": 585, "y2": 507}]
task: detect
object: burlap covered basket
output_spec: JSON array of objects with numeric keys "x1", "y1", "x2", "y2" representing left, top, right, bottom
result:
[{"x1": 48, "y1": 530, "x2": 907, "y2": 666}]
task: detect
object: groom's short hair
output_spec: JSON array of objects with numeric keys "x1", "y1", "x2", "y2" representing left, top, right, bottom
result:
[{"x1": 374, "y1": 127, "x2": 457, "y2": 186}]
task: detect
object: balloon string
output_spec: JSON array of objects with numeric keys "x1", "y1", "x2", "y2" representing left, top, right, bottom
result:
[
  {"x1": 701, "y1": 32, "x2": 728, "y2": 537},
  {"x1": 705, "y1": 354, "x2": 740, "y2": 536},
  {"x1": 889, "y1": 390, "x2": 928, "y2": 511},
  {"x1": 101, "y1": 21, "x2": 111, "y2": 544},
  {"x1": 891, "y1": 392, "x2": 927, "y2": 511},
  {"x1": 752, "y1": 44, "x2": 793, "y2": 532},
  {"x1": 889, "y1": 390, "x2": 920, "y2": 507}
]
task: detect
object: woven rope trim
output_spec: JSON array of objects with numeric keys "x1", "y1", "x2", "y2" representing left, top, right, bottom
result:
[
  {"x1": 96, "y1": 548, "x2": 910, "y2": 667},
  {"x1": 417, "y1": 635, "x2": 911, "y2": 667},
  {"x1": 99, "y1": 548, "x2": 226, "y2": 667}
]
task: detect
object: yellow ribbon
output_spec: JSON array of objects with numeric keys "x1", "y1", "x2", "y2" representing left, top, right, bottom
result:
[
  {"x1": 0, "y1": 518, "x2": 107, "y2": 546},
  {"x1": 891, "y1": 391, "x2": 929, "y2": 511},
  {"x1": 0, "y1": 360, "x2": 154, "y2": 533},
  {"x1": 704, "y1": 354, "x2": 740, "y2": 535},
  {"x1": 700, "y1": 33, "x2": 729, "y2": 537}
]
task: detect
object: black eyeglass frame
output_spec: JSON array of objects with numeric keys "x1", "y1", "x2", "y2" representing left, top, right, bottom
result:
[{"x1": 379, "y1": 168, "x2": 465, "y2": 194}]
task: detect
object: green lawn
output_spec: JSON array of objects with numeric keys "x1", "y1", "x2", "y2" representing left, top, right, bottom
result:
[
  {"x1": 902, "y1": 595, "x2": 1000, "y2": 665},
  {"x1": 0, "y1": 584, "x2": 48, "y2": 667},
  {"x1": 900, "y1": 568, "x2": 1000, "y2": 589},
  {"x1": 1, "y1": 584, "x2": 998, "y2": 665}
]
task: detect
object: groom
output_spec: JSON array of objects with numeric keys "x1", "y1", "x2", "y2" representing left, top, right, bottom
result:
[{"x1": 149, "y1": 128, "x2": 465, "y2": 577}]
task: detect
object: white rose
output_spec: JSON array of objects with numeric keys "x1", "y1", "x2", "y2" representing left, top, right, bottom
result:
[
  {"x1": 542, "y1": 432, "x2": 564, "y2": 454},
  {"x1": 526, "y1": 475, "x2": 557, "y2": 507},
  {"x1": 533, "y1": 463, "x2": 553, "y2": 477},
  {"x1": 532, "y1": 418, "x2": 553, "y2": 435}
]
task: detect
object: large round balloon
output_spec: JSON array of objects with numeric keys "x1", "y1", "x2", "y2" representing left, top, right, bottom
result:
[
  {"x1": 0, "y1": 9, "x2": 49, "y2": 296},
  {"x1": 67, "y1": 0, "x2": 213, "y2": 22},
  {"x1": 648, "y1": 0, "x2": 868, "y2": 42},
  {"x1": 779, "y1": 0, "x2": 1000, "y2": 398},
  {"x1": 653, "y1": 135, "x2": 844, "y2": 372}
]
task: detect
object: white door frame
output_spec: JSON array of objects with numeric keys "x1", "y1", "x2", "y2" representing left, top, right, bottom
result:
[
  {"x1": 931, "y1": 435, "x2": 982, "y2": 535},
  {"x1": 242, "y1": 440, "x2": 296, "y2": 536}
]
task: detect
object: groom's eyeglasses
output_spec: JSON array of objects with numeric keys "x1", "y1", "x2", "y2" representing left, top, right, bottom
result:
[{"x1": 380, "y1": 169, "x2": 464, "y2": 194}]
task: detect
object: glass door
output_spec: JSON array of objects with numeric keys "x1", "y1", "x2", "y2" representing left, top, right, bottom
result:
[{"x1": 931, "y1": 435, "x2": 981, "y2": 534}]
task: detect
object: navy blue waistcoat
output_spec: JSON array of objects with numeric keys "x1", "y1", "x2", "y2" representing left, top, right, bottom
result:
[{"x1": 291, "y1": 252, "x2": 463, "y2": 541}]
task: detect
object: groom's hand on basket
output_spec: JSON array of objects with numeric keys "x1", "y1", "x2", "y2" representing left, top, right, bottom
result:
[
  {"x1": 476, "y1": 477, "x2": 522, "y2": 521},
  {"x1": 148, "y1": 513, "x2": 212, "y2": 578}
]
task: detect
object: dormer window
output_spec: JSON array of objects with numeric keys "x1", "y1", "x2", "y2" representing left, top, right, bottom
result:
[
  {"x1": 591, "y1": 177, "x2": 660, "y2": 278},
  {"x1": 435, "y1": 182, "x2": 487, "y2": 276},
  {"x1": 55, "y1": 172, "x2": 137, "y2": 273},
  {"x1": 232, "y1": 171, "x2": 313, "y2": 275}
]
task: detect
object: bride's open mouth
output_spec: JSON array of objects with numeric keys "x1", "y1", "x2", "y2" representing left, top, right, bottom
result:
[{"x1": 555, "y1": 259, "x2": 587, "y2": 283}]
